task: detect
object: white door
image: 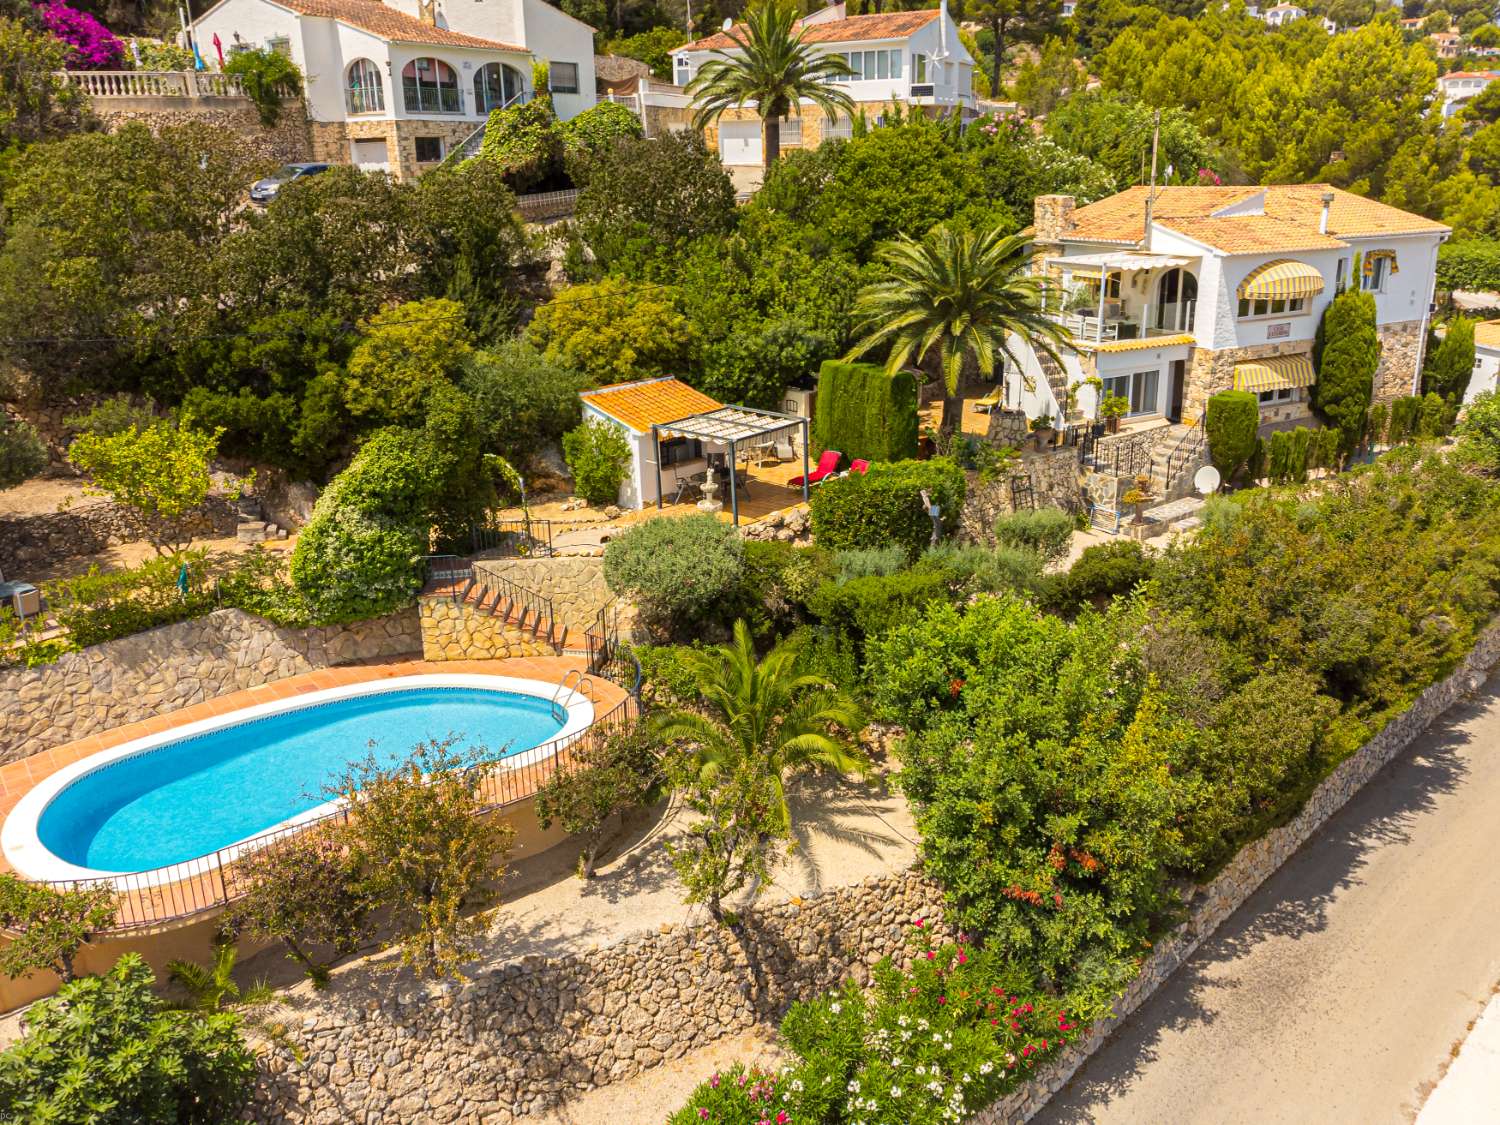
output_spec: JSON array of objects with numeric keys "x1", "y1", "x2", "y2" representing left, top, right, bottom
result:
[
  {"x1": 717, "y1": 121, "x2": 762, "y2": 165},
  {"x1": 351, "y1": 138, "x2": 389, "y2": 171}
]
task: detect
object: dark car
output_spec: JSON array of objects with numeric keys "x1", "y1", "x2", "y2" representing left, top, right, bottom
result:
[{"x1": 249, "y1": 162, "x2": 330, "y2": 204}]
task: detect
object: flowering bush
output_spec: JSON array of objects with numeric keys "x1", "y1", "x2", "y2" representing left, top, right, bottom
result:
[
  {"x1": 669, "y1": 930, "x2": 1078, "y2": 1125},
  {"x1": 35, "y1": 1, "x2": 124, "y2": 69}
]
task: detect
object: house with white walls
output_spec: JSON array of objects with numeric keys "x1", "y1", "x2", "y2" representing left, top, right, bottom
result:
[
  {"x1": 1013, "y1": 185, "x2": 1449, "y2": 436},
  {"x1": 191, "y1": 0, "x2": 594, "y2": 179},
  {"x1": 674, "y1": 0, "x2": 974, "y2": 169},
  {"x1": 1437, "y1": 70, "x2": 1500, "y2": 118},
  {"x1": 1261, "y1": 3, "x2": 1306, "y2": 25},
  {"x1": 1463, "y1": 320, "x2": 1500, "y2": 403}
]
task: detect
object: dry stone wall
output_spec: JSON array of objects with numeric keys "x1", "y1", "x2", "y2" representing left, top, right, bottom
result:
[
  {"x1": 91, "y1": 98, "x2": 312, "y2": 165},
  {"x1": 473, "y1": 557, "x2": 614, "y2": 634},
  {"x1": 246, "y1": 870, "x2": 950, "y2": 1124},
  {"x1": 0, "y1": 608, "x2": 419, "y2": 763},
  {"x1": 0, "y1": 496, "x2": 239, "y2": 571},
  {"x1": 418, "y1": 598, "x2": 560, "y2": 661}
]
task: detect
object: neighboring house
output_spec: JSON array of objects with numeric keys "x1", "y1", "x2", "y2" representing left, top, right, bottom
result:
[
  {"x1": 1015, "y1": 185, "x2": 1449, "y2": 434},
  {"x1": 1463, "y1": 320, "x2": 1500, "y2": 404},
  {"x1": 1261, "y1": 3, "x2": 1307, "y2": 26},
  {"x1": 675, "y1": 1, "x2": 975, "y2": 168},
  {"x1": 1437, "y1": 70, "x2": 1500, "y2": 117},
  {"x1": 1430, "y1": 31, "x2": 1463, "y2": 59},
  {"x1": 191, "y1": 0, "x2": 594, "y2": 180}
]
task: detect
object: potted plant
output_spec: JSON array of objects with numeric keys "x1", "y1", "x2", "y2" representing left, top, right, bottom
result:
[
  {"x1": 1028, "y1": 410, "x2": 1055, "y2": 450},
  {"x1": 1099, "y1": 393, "x2": 1129, "y2": 434}
]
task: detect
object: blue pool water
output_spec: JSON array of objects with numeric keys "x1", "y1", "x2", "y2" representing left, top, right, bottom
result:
[{"x1": 37, "y1": 687, "x2": 564, "y2": 873}]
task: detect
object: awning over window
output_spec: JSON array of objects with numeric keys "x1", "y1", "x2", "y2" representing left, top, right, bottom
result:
[
  {"x1": 1237, "y1": 259, "x2": 1326, "y2": 301},
  {"x1": 1363, "y1": 249, "x2": 1399, "y2": 276},
  {"x1": 1233, "y1": 354, "x2": 1317, "y2": 393}
]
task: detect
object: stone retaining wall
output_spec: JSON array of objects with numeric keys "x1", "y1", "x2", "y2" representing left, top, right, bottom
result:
[
  {"x1": 0, "y1": 496, "x2": 240, "y2": 571},
  {"x1": 418, "y1": 597, "x2": 559, "y2": 661},
  {"x1": 91, "y1": 99, "x2": 312, "y2": 165},
  {"x1": 0, "y1": 608, "x2": 420, "y2": 763},
  {"x1": 473, "y1": 556, "x2": 614, "y2": 634},
  {"x1": 246, "y1": 869, "x2": 950, "y2": 1123},
  {"x1": 974, "y1": 614, "x2": 1500, "y2": 1123}
]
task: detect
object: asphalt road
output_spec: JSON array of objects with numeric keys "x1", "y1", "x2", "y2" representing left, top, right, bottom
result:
[{"x1": 1035, "y1": 676, "x2": 1500, "y2": 1125}]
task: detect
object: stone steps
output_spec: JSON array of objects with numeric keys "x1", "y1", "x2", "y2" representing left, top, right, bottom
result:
[{"x1": 236, "y1": 519, "x2": 287, "y2": 544}]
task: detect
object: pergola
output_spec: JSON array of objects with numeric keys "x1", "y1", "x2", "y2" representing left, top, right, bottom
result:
[{"x1": 650, "y1": 405, "x2": 811, "y2": 526}]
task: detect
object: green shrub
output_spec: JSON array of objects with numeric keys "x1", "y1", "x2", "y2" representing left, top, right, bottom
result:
[
  {"x1": 1367, "y1": 401, "x2": 1389, "y2": 446},
  {"x1": 809, "y1": 457, "x2": 965, "y2": 559},
  {"x1": 1458, "y1": 390, "x2": 1500, "y2": 471},
  {"x1": 559, "y1": 100, "x2": 642, "y2": 164},
  {"x1": 0, "y1": 953, "x2": 255, "y2": 1123},
  {"x1": 719, "y1": 539, "x2": 833, "y2": 638},
  {"x1": 921, "y1": 543, "x2": 1044, "y2": 596},
  {"x1": 179, "y1": 387, "x2": 299, "y2": 469},
  {"x1": 811, "y1": 359, "x2": 919, "y2": 462},
  {"x1": 223, "y1": 48, "x2": 301, "y2": 127},
  {"x1": 459, "y1": 342, "x2": 587, "y2": 468},
  {"x1": 807, "y1": 566, "x2": 950, "y2": 675},
  {"x1": 478, "y1": 99, "x2": 563, "y2": 191},
  {"x1": 1425, "y1": 317, "x2": 1476, "y2": 401},
  {"x1": 603, "y1": 514, "x2": 744, "y2": 638},
  {"x1": 1419, "y1": 390, "x2": 1455, "y2": 437},
  {"x1": 1313, "y1": 290, "x2": 1379, "y2": 451},
  {"x1": 1388, "y1": 395, "x2": 1422, "y2": 443},
  {"x1": 0, "y1": 414, "x2": 47, "y2": 490},
  {"x1": 833, "y1": 545, "x2": 908, "y2": 582},
  {"x1": 1437, "y1": 239, "x2": 1500, "y2": 292},
  {"x1": 1205, "y1": 389, "x2": 1259, "y2": 479},
  {"x1": 1041, "y1": 540, "x2": 1154, "y2": 612},
  {"x1": 992, "y1": 507, "x2": 1074, "y2": 565},
  {"x1": 632, "y1": 642, "x2": 709, "y2": 708},
  {"x1": 561, "y1": 418, "x2": 631, "y2": 505}
]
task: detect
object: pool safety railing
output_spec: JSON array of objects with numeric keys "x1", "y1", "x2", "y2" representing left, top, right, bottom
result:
[{"x1": 35, "y1": 690, "x2": 640, "y2": 932}]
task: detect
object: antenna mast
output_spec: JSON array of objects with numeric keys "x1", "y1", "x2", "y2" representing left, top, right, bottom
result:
[{"x1": 1143, "y1": 109, "x2": 1161, "y2": 251}]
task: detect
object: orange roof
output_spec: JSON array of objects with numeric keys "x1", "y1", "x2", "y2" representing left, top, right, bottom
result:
[
  {"x1": 1476, "y1": 320, "x2": 1500, "y2": 351},
  {"x1": 1062, "y1": 184, "x2": 1448, "y2": 253},
  {"x1": 274, "y1": 0, "x2": 523, "y2": 50},
  {"x1": 683, "y1": 9, "x2": 938, "y2": 51},
  {"x1": 580, "y1": 377, "x2": 722, "y2": 432}
]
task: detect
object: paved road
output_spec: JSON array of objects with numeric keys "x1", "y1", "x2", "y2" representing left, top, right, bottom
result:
[{"x1": 1036, "y1": 677, "x2": 1500, "y2": 1125}]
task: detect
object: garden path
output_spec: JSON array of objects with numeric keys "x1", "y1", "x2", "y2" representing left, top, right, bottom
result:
[{"x1": 1034, "y1": 674, "x2": 1500, "y2": 1124}]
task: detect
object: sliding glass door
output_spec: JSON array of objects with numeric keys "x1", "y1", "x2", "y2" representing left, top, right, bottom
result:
[{"x1": 1102, "y1": 368, "x2": 1162, "y2": 417}]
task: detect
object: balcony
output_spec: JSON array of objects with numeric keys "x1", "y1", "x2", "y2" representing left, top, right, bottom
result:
[
  {"x1": 1046, "y1": 251, "x2": 1201, "y2": 348},
  {"x1": 1059, "y1": 301, "x2": 1197, "y2": 345}
]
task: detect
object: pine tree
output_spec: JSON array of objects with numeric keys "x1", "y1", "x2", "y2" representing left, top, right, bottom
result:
[{"x1": 1313, "y1": 290, "x2": 1380, "y2": 452}]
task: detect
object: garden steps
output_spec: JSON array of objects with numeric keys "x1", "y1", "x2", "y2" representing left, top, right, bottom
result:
[{"x1": 235, "y1": 519, "x2": 287, "y2": 544}]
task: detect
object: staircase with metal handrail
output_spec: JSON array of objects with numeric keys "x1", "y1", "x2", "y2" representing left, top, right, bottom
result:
[
  {"x1": 421, "y1": 555, "x2": 562, "y2": 651},
  {"x1": 440, "y1": 89, "x2": 527, "y2": 168}
]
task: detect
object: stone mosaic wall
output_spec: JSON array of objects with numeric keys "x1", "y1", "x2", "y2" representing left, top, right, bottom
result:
[
  {"x1": 0, "y1": 608, "x2": 420, "y2": 763},
  {"x1": 472, "y1": 556, "x2": 614, "y2": 634},
  {"x1": 418, "y1": 597, "x2": 560, "y2": 661},
  {"x1": 0, "y1": 496, "x2": 240, "y2": 571},
  {"x1": 1374, "y1": 319, "x2": 1424, "y2": 405},
  {"x1": 246, "y1": 870, "x2": 950, "y2": 1124},
  {"x1": 91, "y1": 99, "x2": 312, "y2": 165}
]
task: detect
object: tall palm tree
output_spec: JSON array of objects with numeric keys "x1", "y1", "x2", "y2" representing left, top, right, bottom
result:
[
  {"x1": 686, "y1": 0, "x2": 855, "y2": 171},
  {"x1": 847, "y1": 225, "x2": 1074, "y2": 436},
  {"x1": 651, "y1": 619, "x2": 867, "y2": 830}
]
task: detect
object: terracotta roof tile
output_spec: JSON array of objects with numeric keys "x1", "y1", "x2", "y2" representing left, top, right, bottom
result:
[
  {"x1": 275, "y1": 0, "x2": 523, "y2": 50},
  {"x1": 580, "y1": 377, "x2": 722, "y2": 432},
  {"x1": 1063, "y1": 184, "x2": 1448, "y2": 253},
  {"x1": 683, "y1": 9, "x2": 938, "y2": 51},
  {"x1": 1476, "y1": 320, "x2": 1500, "y2": 351}
]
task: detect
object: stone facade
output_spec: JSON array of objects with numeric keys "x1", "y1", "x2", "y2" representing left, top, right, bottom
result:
[
  {"x1": 246, "y1": 869, "x2": 950, "y2": 1124},
  {"x1": 1374, "y1": 319, "x2": 1424, "y2": 405},
  {"x1": 974, "y1": 613, "x2": 1500, "y2": 1124},
  {"x1": 90, "y1": 98, "x2": 312, "y2": 165},
  {"x1": 0, "y1": 608, "x2": 420, "y2": 764},
  {"x1": 473, "y1": 556, "x2": 614, "y2": 634},
  {"x1": 308, "y1": 118, "x2": 479, "y2": 181},
  {"x1": 418, "y1": 597, "x2": 559, "y2": 661},
  {"x1": 0, "y1": 496, "x2": 241, "y2": 571},
  {"x1": 1182, "y1": 340, "x2": 1318, "y2": 428}
]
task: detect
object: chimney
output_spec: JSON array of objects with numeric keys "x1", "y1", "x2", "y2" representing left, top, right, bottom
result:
[
  {"x1": 1319, "y1": 191, "x2": 1334, "y2": 235},
  {"x1": 417, "y1": 0, "x2": 436, "y2": 24},
  {"x1": 1033, "y1": 194, "x2": 1076, "y2": 245}
]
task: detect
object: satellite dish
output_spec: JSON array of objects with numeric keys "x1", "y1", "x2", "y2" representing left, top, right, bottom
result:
[
  {"x1": 722, "y1": 17, "x2": 733, "y2": 29},
  {"x1": 1193, "y1": 465, "x2": 1221, "y2": 495}
]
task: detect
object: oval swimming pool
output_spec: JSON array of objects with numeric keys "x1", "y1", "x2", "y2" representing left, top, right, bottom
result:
[{"x1": 2, "y1": 674, "x2": 594, "y2": 883}]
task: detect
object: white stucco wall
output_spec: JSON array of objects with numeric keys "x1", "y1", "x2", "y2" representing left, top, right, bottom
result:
[
  {"x1": 1464, "y1": 344, "x2": 1500, "y2": 404},
  {"x1": 193, "y1": 0, "x2": 305, "y2": 76},
  {"x1": 520, "y1": 0, "x2": 596, "y2": 120}
]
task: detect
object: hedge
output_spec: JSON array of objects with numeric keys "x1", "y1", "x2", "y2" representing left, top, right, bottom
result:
[
  {"x1": 1205, "y1": 390, "x2": 1259, "y2": 480},
  {"x1": 811, "y1": 359, "x2": 919, "y2": 463},
  {"x1": 808, "y1": 458, "x2": 965, "y2": 559},
  {"x1": 1437, "y1": 240, "x2": 1500, "y2": 293}
]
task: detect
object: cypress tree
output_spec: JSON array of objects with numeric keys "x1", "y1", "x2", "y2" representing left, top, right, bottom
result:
[
  {"x1": 1423, "y1": 317, "x2": 1475, "y2": 402},
  {"x1": 1312, "y1": 290, "x2": 1380, "y2": 452}
]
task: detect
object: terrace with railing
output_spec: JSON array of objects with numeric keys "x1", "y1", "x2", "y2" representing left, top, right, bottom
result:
[{"x1": 58, "y1": 70, "x2": 295, "y2": 100}]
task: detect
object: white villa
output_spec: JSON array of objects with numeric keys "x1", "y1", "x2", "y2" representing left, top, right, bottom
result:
[
  {"x1": 1012, "y1": 185, "x2": 1450, "y2": 433},
  {"x1": 1437, "y1": 70, "x2": 1499, "y2": 118},
  {"x1": 1464, "y1": 320, "x2": 1500, "y2": 404},
  {"x1": 675, "y1": 0, "x2": 975, "y2": 168},
  {"x1": 191, "y1": 0, "x2": 595, "y2": 179},
  {"x1": 1261, "y1": 3, "x2": 1306, "y2": 25}
]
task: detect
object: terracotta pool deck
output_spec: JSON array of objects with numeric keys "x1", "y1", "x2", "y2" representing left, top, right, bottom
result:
[{"x1": 0, "y1": 655, "x2": 629, "y2": 898}]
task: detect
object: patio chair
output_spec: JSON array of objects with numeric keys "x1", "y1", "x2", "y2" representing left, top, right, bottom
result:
[
  {"x1": 788, "y1": 450, "x2": 841, "y2": 488},
  {"x1": 972, "y1": 387, "x2": 1003, "y2": 413},
  {"x1": 849, "y1": 459, "x2": 870, "y2": 475}
]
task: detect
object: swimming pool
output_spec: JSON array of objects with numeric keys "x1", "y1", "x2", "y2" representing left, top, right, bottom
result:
[{"x1": 1, "y1": 674, "x2": 594, "y2": 884}]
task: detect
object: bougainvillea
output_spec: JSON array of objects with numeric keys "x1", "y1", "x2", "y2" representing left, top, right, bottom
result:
[{"x1": 35, "y1": 2, "x2": 125, "y2": 69}]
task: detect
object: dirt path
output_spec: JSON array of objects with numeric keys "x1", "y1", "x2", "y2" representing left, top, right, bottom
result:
[{"x1": 1035, "y1": 675, "x2": 1500, "y2": 1125}]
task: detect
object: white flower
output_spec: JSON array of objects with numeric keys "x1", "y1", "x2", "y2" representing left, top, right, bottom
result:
[
  {"x1": 891, "y1": 1086, "x2": 903, "y2": 1098},
  {"x1": 980, "y1": 1061, "x2": 994, "y2": 1075},
  {"x1": 897, "y1": 1015, "x2": 909, "y2": 1028},
  {"x1": 847, "y1": 1080, "x2": 860, "y2": 1093},
  {"x1": 917, "y1": 1019, "x2": 930, "y2": 1031},
  {"x1": 830, "y1": 1002, "x2": 842, "y2": 1013}
]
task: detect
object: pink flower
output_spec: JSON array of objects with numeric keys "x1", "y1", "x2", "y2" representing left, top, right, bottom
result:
[
  {"x1": 914, "y1": 917, "x2": 924, "y2": 928},
  {"x1": 777, "y1": 1114, "x2": 790, "y2": 1125},
  {"x1": 957, "y1": 952, "x2": 968, "y2": 964},
  {"x1": 698, "y1": 1111, "x2": 709, "y2": 1121},
  {"x1": 938, "y1": 995, "x2": 947, "y2": 1005},
  {"x1": 926, "y1": 951, "x2": 936, "y2": 960},
  {"x1": 710, "y1": 1074, "x2": 720, "y2": 1089}
]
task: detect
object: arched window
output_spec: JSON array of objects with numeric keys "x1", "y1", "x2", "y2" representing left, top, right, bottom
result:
[
  {"x1": 402, "y1": 57, "x2": 461, "y2": 114},
  {"x1": 473, "y1": 62, "x2": 525, "y2": 113},
  {"x1": 346, "y1": 58, "x2": 384, "y2": 114},
  {"x1": 1155, "y1": 268, "x2": 1199, "y2": 333}
]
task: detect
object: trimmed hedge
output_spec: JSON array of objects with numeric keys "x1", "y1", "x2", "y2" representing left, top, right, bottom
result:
[
  {"x1": 1205, "y1": 390, "x2": 1259, "y2": 480},
  {"x1": 809, "y1": 458, "x2": 965, "y2": 559},
  {"x1": 811, "y1": 359, "x2": 919, "y2": 463},
  {"x1": 1437, "y1": 239, "x2": 1500, "y2": 293}
]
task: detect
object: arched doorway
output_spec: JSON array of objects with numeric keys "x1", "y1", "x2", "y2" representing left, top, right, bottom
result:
[
  {"x1": 1154, "y1": 268, "x2": 1198, "y2": 333},
  {"x1": 473, "y1": 62, "x2": 525, "y2": 113}
]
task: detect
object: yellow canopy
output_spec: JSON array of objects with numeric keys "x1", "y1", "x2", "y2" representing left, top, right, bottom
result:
[
  {"x1": 1233, "y1": 354, "x2": 1317, "y2": 393},
  {"x1": 1237, "y1": 259, "x2": 1326, "y2": 301},
  {"x1": 1363, "y1": 249, "x2": 1399, "y2": 276}
]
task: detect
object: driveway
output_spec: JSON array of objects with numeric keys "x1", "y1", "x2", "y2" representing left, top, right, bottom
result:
[{"x1": 1036, "y1": 676, "x2": 1500, "y2": 1125}]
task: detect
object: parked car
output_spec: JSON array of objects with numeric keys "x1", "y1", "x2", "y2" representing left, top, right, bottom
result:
[{"x1": 249, "y1": 163, "x2": 330, "y2": 205}]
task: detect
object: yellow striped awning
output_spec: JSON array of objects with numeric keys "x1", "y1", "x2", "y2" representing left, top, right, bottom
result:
[
  {"x1": 1237, "y1": 259, "x2": 1326, "y2": 301},
  {"x1": 1363, "y1": 249, "x2": 1399, "y2": 276},
  {"x1": 1232, "y1": 354, "x2": 1317, "y2": 394}
]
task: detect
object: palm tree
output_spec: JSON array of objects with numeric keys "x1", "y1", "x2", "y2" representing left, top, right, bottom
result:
[
  {"x1": 168, "y1": 937, "x2": 300, "y2": 1058},
  {"x1": 651, "y1": 619, "x2": 867, "y2": 830},
  {"x1": 686, "y1": 0, "x2": 855, "y2": 171},
  {"x1": 846, "y1": 225, "x2": 1074, "y2": 436}
]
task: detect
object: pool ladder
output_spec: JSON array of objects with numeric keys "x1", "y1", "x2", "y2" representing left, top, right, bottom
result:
[{"x1": 550, "y1": 668, "x2": 597, "y2": 721}]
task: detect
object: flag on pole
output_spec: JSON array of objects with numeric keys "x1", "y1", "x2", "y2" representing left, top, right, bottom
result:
[
  {"x1": 212, "y1": 32, "x2": 224, "y2": 67},
  {"x1": 190, "y1": 34, "x2": 206, "y2": 70}
]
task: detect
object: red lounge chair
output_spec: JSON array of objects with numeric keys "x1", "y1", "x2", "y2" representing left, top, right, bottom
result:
[
  {"x1": 849, "y1": 459, "x2": 871, "y2": 475},
  {"x1": 789, "y1": 450, "x2": 841, "y2": 488}
]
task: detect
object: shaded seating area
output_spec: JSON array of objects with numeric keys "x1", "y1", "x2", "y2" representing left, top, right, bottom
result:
[{"x1": 651, "y1": 404, "x2": 812, "y2": 526}]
